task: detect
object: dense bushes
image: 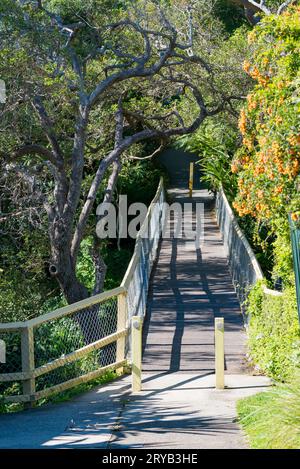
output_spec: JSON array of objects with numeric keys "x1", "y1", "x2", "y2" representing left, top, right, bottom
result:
[
  {"x1": 246, "y1": 281, "x2": 300, "y2": 381},
  {"x1": 0, "y1": 158, "x2": 161, "y2": 323}
]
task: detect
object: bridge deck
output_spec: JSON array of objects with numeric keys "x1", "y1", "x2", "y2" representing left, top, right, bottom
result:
[{"x1": 142, "y1": 150, "x2": 247, "y2": 375}]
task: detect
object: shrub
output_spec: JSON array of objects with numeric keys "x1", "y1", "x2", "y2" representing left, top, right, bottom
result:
[{"x1": 237, "y1": 372, "x2": 300, "y2": 449}]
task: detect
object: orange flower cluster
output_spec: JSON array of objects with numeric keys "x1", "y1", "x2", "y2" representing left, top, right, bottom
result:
[{"x1": 247, "y1": 94, "x2": 257, "y2": 111}]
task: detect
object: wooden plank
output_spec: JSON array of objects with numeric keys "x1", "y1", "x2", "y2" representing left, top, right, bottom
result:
[
  {"x1": 21, "y1": 326, "x2": 35, "y2": 408},
  {"x1": 0, "y1": 371, "x2": 31, "y2": 383},
  {"x1": 3, "y1": 393, "x2": 32, "y2": 404},
  {"x1": 131, "y1": 316, "x2": 142, "y2": 393},
  {"x1": 34, "y1": 328, "x2": 128, "y2": 378},
  {"x1": 216, "y1": 188, "x2": 282, "y2": 297},
  {"x1": 215, "y1": 318, "x2": 225, "y2": 390},
  {"x1": 121, "y1": 240, "x2": 141, "y2": 290},
  {"x1": 0, "y1": 287, "x2": 126, "y2": 331},
  {"x1": 0, "y1": 322, "x2": 27, "y2": 332}
]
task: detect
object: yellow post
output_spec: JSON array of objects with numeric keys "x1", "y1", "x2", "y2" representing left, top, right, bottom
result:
[
  {"x1": 131, "y1": 316, "x2": 142, "y2": 393},
  {"x1": 116, "y1": 292, "x2": 128, "y2": 374},
  {"x1": 215, "y1": 317, "x2": 224, "y2": 389},
  {"x1": 189, "y1": 162, "x2": 194, "y2": 197}
]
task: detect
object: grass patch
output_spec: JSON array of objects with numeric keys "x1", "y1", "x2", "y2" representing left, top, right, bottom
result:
[{"x1": 237, "y1": 374, "x2": 300, "y2": 449}]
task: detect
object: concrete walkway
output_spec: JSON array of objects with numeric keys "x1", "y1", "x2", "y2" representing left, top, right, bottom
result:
[{"x1": 0, "y1": 148, "x2": 271, "y2": 449}]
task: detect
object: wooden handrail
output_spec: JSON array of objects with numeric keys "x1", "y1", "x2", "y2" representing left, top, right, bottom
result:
[{"x1": 0, "y1": 177, "x2": 165, "y2": 404}]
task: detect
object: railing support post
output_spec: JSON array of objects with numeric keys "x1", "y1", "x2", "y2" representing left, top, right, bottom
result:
[
  {"x1": 21, "y1": 326, "x2": 35, "y2": 408},
  {"x1": 189, "y1": 162, "x2": 194, "y2": 198},
  {"x1": 131, "y1": 316, "x2": 142, "y2": 393},
  {"x1": 117, "y1": 292, "x2": 128, "y2": 374},
  {"x1": 215, "y1": 317, "x2": 224, "y2": 389}
]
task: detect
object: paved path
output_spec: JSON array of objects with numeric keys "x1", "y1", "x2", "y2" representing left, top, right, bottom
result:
[{"x1": 0, "y1": 148, "x2": 271, "y2": 449}]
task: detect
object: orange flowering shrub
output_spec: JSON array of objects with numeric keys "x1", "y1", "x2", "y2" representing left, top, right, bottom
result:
[{"x1": 233, "y1": 6, "x2": 300, "y2": 229}]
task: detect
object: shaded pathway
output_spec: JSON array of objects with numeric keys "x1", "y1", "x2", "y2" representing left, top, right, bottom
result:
[{"x1": 143, "y1": 148, "x2": 246, "y2": 374}]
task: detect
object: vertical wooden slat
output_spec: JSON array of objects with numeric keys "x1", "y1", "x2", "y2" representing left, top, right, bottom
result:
[
  {"x1": 132, "y1": 316, "x2": 142, "y2": 393},
  {"x1": 116, "y1": 292, "x2": 128, "y2": 374},
  {"x1": 21, "y1": 326, "x2": 35, "y2": 408},
  {"x1": 215, "y1": 317, "x2": 224, "y2": 389}
]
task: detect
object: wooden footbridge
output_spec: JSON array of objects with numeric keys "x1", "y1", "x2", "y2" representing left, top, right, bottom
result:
[{"x1": 0, "y1": 148, "x2": 273, "y2": 450}]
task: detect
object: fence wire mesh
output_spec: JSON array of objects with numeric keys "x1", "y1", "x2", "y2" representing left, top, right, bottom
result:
[
  {"x1": 126, "y1": 186, "x2": 166, "y2": 321},
  {"x1": 0, "y1": 331, "x2": 22, "y2": 398}
]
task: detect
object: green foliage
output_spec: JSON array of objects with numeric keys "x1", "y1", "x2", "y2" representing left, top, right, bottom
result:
[
  {"x1": 237, "y1": 373, "x2": 300, "y2": 449},
  {"x1": 246, "y1": 281, "x2": 300, "y2": 381},
  {"x1": 0, "y1": 370, "x2": 118, "y2": 414},
  {"x1": 213, "y1": 0, "x2": 247, "y2": 32}
]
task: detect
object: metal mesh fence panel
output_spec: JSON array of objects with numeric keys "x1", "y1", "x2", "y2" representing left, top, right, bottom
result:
[
  {"x1": 216, "y1": 190, "x2": 264, "y2": 306},
  {"x1": 0, "y1": 179, "x2": 165, "y2": 402},
  {"x1": 33, "y1": 297, "x2": 118, "y2": 393},
  {"x1": 125, "y1": 184, "x2": 166, "y2": 358}
]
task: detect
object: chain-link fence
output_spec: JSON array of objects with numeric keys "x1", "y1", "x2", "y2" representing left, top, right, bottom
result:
[
  {"x1": 0, "y1": 287, "x2": 127, "y2": 403},
  {"x1": 0, "y1": 178, "x2": 166, "y2": 405}
]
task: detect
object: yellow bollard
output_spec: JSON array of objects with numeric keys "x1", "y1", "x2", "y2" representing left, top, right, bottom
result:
[
  {"x1": 132, "y1": 316, "x2": 142, "y2": 393},
  {"x1": 215, "y1": 317, "x2": 224, "y2": 389},
  {"x1": 189, "y1": 162, "x2": 194, "y2": 198}
]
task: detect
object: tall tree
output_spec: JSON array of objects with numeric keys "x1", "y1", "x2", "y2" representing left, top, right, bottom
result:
[{"x1": 0, "y1": 0, "x2": 240, "y2": 305}]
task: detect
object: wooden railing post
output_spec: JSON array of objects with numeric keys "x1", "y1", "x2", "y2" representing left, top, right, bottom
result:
[
  {"x1": 131, "y1": 316, "x2": 142, "y2": 393},
  {"x1": 189, "y1": 162, "x2": 194, "y2": 198},
  {"x1": 215, "y1": 317, "x2": 225, "y2": 389},
  {"x1": 116, "y1": 292, "x2": 128, "y2": 374},
  {"x1": 21, "y1": 326, "x2": 35, "y2": 408}
]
